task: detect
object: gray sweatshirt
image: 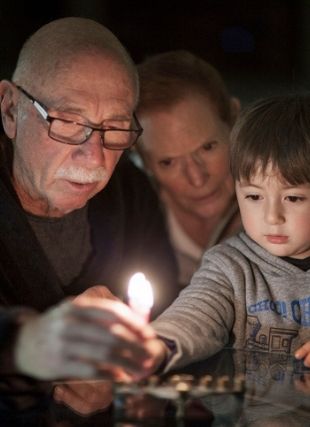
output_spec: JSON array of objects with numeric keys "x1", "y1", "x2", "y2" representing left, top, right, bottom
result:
[{"x1": 152, "y1": 232, "x2": 310, "y2": 370}]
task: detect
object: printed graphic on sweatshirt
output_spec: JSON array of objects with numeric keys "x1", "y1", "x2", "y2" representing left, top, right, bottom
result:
[
  {"x1": 245, "y1": 315, "x2": 298, "y2": 353},
  {"x1": 247, "y1": 296, "x2": 310, "y2": 326}
]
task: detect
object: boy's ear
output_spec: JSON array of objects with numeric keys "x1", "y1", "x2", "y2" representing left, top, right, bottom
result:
[
  {"x1": 230, "y1": 96, "x2": 241, "y2": 125},
  {"x1": 0, "y1": 80, "x2": 19, "y2": 139}
]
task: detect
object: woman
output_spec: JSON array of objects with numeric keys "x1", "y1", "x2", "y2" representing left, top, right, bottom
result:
[{"x1": 135, "y1": 50, "x2": 242, "y2": 287}]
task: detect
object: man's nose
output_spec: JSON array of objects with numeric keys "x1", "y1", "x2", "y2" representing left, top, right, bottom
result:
[
  {"x1": 264, "y1": 202, "x2": 285, "y2": 225},
  {"x1": 72, "y1": 131, "x2": 105, "y2": 166},
  {"x1": 184, "y1": 155, "x2": 208, "y2": 187}
]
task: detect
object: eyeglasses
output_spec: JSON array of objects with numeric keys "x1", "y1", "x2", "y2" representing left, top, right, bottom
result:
[{"x1": 16, "y1": 85, "x2": 143, "y2": 150}]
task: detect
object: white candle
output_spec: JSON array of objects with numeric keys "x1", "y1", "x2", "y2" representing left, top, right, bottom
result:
[{"x1": 128, "y1": 272, "x2": 153, "y2": 322}]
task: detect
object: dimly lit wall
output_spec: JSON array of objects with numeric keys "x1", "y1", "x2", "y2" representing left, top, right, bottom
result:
[{"x1": 0, "y1": 0, "x2": 309, "y2": 105}]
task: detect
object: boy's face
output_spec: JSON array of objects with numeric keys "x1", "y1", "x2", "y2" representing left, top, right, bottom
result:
[{"x1": 236, "y1": 165, "x2": 310, "y2": 259}]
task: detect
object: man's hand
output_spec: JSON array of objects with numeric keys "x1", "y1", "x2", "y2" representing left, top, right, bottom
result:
[
  {"x1": 52, "y1": 338, "x2": 168, "y2": 416},
  {"x1": 15, "y1": 296, "x2": 166, "y2": 381},
  {"x1": 74, "y1": 285, "x2": 120, "y2": 301},
  {"x1": 54, "y1": 380, "x2": 113, "y2": 416}
]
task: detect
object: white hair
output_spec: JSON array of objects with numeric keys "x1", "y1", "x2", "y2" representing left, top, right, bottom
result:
[{"x1": 12, "y1": 17, "x2": 139, "y2": 100}]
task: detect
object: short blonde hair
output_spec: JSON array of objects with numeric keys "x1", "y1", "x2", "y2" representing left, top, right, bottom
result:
[{"x1": 137, "y1": 50, "x2": 234, "y2": 126}]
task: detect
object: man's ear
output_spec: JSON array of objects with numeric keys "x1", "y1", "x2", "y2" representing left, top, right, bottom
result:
[
  {"x1": 0, "y1": 80, "x2": 19, "y2": 139},
  {"x1": 230, "y1": 96, "x2": 241, "y2": 125}
]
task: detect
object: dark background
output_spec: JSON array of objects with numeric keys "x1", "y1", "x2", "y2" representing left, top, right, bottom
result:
[{"x1": 0, "y1": 0, "x2": 309, "y2": 105}]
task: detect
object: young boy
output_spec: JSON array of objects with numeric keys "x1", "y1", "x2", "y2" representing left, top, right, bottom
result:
[{"x1": 150, "y1": 93, "x2": 310, "y2": 372}]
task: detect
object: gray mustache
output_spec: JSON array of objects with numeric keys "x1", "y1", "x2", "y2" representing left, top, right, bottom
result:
[{"x1": 56, "y1": 166, "x2": 108, "y2": 184}]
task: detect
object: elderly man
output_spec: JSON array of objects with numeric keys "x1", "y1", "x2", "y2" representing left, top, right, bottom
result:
[
  {"x1": 0, "y1": 17, "x2": 178, "y2": 315},
  {"x1": 0, "y1": 17, "x2": 178, "y2": 414}
]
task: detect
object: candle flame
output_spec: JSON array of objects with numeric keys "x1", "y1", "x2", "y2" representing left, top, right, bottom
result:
[{"x1": 128, "y1": 272, "x2": 154, "y2": 310}]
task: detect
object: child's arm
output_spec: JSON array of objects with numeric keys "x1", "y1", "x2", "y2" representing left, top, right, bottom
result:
[{"x1": 295, "y1": 342, "x2": 310, "y2": 367}]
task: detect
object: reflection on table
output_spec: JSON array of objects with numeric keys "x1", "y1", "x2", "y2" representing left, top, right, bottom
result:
[{"x1": 0, "y1": 349, "x2": 310, "y2": 426}]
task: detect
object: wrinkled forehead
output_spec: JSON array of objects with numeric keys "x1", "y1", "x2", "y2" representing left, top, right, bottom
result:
[
  {"x1": 16, "y1": 48, "x2": 138, "y2": 100},
  {"x1": 32, "y1": 53, "x2": 137, "y2": 109},
  {"x1": 59, "y1": 51, "x2": 134, "y2": 84}
]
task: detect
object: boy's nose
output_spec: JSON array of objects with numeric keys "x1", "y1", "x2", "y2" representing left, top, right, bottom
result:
[{"x1": 264, "y1": 203, "x2": 285, "y2": 225}]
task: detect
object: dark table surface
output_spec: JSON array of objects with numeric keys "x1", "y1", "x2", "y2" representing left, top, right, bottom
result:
[{"x1": 1, "y1": 348, "x2": 310, "y2": 426}]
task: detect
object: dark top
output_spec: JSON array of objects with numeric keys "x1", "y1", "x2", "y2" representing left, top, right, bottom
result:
[
  {"x1": 282, "y1": 255, "x2": 310, "y2": 271},
  {"x1": 0, "y1": 138, "x2": 179, "y2": 319}
]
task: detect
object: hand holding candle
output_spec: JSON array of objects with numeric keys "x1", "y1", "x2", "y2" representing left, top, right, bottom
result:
[{"x1": 128, "y1": 272, "x2": 154, "y2": 323}]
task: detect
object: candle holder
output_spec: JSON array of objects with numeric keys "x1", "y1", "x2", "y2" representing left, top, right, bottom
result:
[{"x1": 113, "y1": 371, "x2": 245, "y2": 424}]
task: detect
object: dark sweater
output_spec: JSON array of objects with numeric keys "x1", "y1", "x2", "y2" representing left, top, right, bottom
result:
[{"x1": 0, "y1": 138, "x2": 179, "y2": 319}]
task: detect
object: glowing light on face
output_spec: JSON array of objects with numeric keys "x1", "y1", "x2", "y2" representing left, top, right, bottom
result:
[{"x1": 127, "y1": 272, "x2": 153, "y2": 322}]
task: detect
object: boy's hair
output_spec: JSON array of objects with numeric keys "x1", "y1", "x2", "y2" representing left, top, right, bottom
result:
[
  {"x1": 137, "y1": 50, "x2": 234, "y2": 125},
  {"x1": 230, "y1": 94, "x2": 310, "y2": 184}
]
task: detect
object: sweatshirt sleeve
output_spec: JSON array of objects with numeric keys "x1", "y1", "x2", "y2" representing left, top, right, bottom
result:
[{"x1": 151, "y1": 246, "x2": 235, "y2": 371}]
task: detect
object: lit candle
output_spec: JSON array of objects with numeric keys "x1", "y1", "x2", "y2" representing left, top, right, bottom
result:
[{"x1": 127, "y1": 272, "x2": 153, "y2": 322}]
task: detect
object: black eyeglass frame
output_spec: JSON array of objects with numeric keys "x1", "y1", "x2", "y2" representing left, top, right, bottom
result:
[{"x1": 16, "y1": 84, "x2": 143, "y2": 150}]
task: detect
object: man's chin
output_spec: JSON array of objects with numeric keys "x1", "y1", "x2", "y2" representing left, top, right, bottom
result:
[
  {"x1": 52, "y1": 185, "x2": 104, "y2": 216},
  {"x1": 48, "y1": 199, "x2": 89, "y2": 217}
]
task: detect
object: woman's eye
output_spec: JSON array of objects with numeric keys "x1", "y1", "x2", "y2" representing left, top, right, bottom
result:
[
  {"x1": 159, "y1": 159, "x2": 173, "y2": 167},
  {"x1": 245, "y1": 194, "x2": 261, "y2": 201},
  {"x1": 201, "y1": 142, "x2": 216, "y2": 151}
]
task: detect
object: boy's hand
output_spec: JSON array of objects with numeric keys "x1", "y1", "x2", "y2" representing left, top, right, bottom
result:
[{"x1": 295, "y1": 342, "x2": 310, "y2": 367}]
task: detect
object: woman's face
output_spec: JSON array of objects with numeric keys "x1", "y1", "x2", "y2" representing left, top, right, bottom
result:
[{"x1": 139, "y1": 94, "x2": 235, "y2": 220}]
